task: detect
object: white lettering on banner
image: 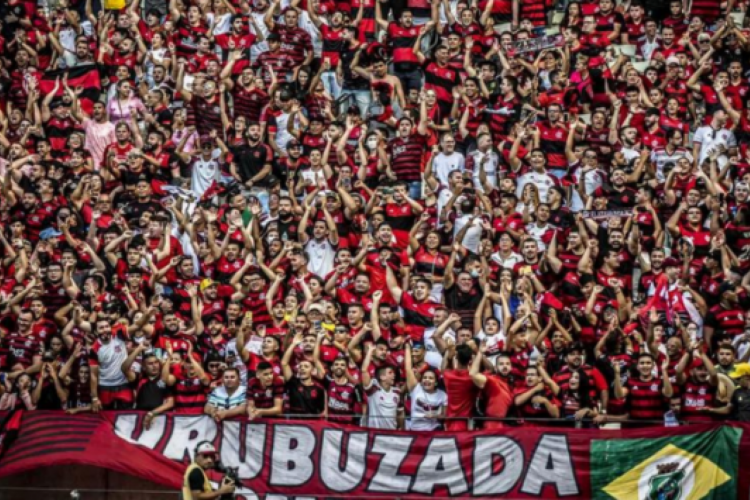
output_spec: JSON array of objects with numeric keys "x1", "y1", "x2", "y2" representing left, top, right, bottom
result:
[
  {"x1": 472, "y1": 436, "x2": 525, "y2": 495},
  {"x1": 368, "y1": 435, "x2": 415, "y2": 493},
  {"x1": 220, "y1": 421, "x2": 267, "y2": 480},
  {"x1": 269, "y1": 425, "x2": 316, "y2": 487},
  {"x1": 319, "y1": 430, "x2": 368, "y2": 492},
  {"x1": 113, "y1": 414, "x2": 167, "y2": 449},
  {"x1": 412, "y1": 438, "x2": 468, "y2": 495},
  {"x1": 163, "y1": 416, "x2": 218, "y2": 462},
  {"x1": 521, "y1": 435, "x2": 580, "y2": 496},
  {"x1": 112, "y1": 417, "x2": 582, "y2": 497}
]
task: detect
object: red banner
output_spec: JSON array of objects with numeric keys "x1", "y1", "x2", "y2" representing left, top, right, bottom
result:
[{"x1": 0, "y1": 412, "x2": 749, "y2": 499}]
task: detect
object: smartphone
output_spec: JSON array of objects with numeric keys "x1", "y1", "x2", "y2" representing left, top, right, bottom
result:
[
  {"x1": 313, "y1": 320, "x2": 322, "y2": 330},
  {"x1": 245, "y1": 311, "x2": 253, "y2": 321}
]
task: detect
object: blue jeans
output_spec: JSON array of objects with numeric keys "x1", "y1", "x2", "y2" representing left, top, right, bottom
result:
[
  {"x1": 321, "y1": 71, "x2": 341, "y2": 100},
  {"x1": 347, "y1": 90, "x2": 372, "y2": 117},
  {"x1": 408, "y1": 181, "x2": 422, "y2": 199}
]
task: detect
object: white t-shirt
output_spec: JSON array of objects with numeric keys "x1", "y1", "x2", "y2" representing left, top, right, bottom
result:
[
  {"x1": 694, "y1": 125, "x2": 736, "y2": 169},
  {"x1": 305, "y1": 238, "x2": 336, "y2": 279},
  {"x1": 516, "y1": 170, "x2": 557, "y2": 203},
  {"x1": 364, "y1": 379, "x2": 402, "y2": 429},
  {"x1": 433, "y1": 152, "x2": 465, "y2": 187},
  {"x1": 408, "y1": 384, "x2": 447, "y2": 431},
  {"x1": 423, "y1": 326, "x2": 456, "y2": 368},
  {"x1": 569, "y1": 163, "x2": 606, "y2": 212},
  {"x1": 453, "y1": 214, "x2": 483, "y2": 254},
  {"x1": 468, "y1": 149, "x2": 500, "y2": 191}
]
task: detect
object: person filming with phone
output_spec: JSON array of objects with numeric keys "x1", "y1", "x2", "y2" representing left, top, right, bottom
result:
[{"x1": 182, "y1": 442, "x2": 235, "y2": 499}]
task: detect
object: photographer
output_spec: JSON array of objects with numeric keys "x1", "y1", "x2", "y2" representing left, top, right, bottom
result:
[{"x1": 182, "y1": 442, "x2": 235, "y2": 500}]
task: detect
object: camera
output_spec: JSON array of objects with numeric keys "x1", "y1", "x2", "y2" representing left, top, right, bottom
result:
[{"x1": 215, "y1": 462, "x2": 243, "y2": 499}]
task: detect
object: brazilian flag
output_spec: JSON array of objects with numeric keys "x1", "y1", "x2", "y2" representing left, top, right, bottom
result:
[{"x1": 591, "y1": 427, "x2": 741, "y2": 500}]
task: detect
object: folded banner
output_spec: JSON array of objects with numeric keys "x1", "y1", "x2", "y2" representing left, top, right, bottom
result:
[{"x1": 0, "y1": 412, "x2": 747, "y2": 499}]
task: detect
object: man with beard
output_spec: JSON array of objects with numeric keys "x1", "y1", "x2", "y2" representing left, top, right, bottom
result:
[
  {"x1": 213, "y1": 15, "x2": 261, "y2": 75},
  {"x1": 89, "y1": 318, "x2": 133, "y2": 411},
  {"x1": 139, "y1": 131, "x2": 173, "y2": 182},
  {"x1": 229, "y1": 123, "x2": 281, "y2": 189},
  {"x1": 225, "y1": 67, "x2": 269, "y2": 124},
  {"x1": 122, "y1": 343, "x2": 174, "y2": 427},
  {"x1": 638, "y1": 247, "x2": 665, "y2": 301},
  {"x1": 641, "y1": 108, "x2": 667, "y2": 150},
  {"x1": 314, "y1": 339, "x2": 359, "y2": 423},
  {"x1": 590, "y1": 169, "x2": 637, "y2": 209},
  {"x1": 153, "y1": 312, "x2": 194, "y2": 360},
  {"x1": 470, "y1": 351, "x2": 513, "y2": 429},
  {"x1": 10, "y1": 190, "x2": 53, "y2": 244}
]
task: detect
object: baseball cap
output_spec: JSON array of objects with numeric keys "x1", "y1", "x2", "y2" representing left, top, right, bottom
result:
[
  {"x1": 308, "y1": 303, "x2": 325, "y2": 314},
  {"x1": 200, "y1": 278, "x2": 216, "y2": 292},
  {"x1": 666, "y1": 56, "x2": 680, "y2": 66},
  {"x1": 196, "y1": 442, "x2": 218, "y2": 456},
  {"x1": 730, "y1": 363, "x2": 750, "y2": 378},
  {"x1": 267, "y1": 33, "x2": 281, "y2": 42}
]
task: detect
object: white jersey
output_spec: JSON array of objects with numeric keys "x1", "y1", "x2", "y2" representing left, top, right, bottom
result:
[
  {"x1": 453, "y1": 214, "x2": 483, "y2": 254},
  {"x1": 408, "y1": 384, "x2": 447, "y2": 431},
  {"x1": 364, "y1": 379, "x2": 402, "y2": 429},
  {"x1": 305, "y1": 238, "x2": 336, "y2": 279},
  {"x1": 569, "y1": 162, "x2": 606, "y2": 212},
  {"x1": 249, "y1": 12, "x2": 271, "y2": 62},
  {"x1": 650, "y1": 147, "x2": 693, "y2": 183},
  {"x1": 433, "y1": 152, "x2": 465, "y2": 187},
  {"x1": 467, "y1": 149, "x2": 500, "y2": 191},
  {"x1": 423, "y1": 326, "x2": 455, "y2": 369},
  {"x1": 516, "y1": 170, "x2": 558, "y2": 203},
  {"x1": 91, "y1": 337, "x2": 129, "y2": 387},
  {"x1": 190, "y1": 150, "x2": 222, "y2": 198},
  {"x1": 694, "y1": 125, "x2": 736, "y2": 169}
]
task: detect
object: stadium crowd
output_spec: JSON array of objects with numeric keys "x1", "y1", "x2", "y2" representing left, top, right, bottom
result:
[{"x1": 1, "y1": 0, "x2": 750, "y2": 430}]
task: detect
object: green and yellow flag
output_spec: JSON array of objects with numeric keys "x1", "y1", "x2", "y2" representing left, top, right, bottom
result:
[{"x1": 591, "y1": 427, "x2": 741, "y2": 500}]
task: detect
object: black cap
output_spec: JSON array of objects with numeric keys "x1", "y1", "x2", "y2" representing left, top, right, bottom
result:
[{"x1": 267, "y1": 33, "x2": 281, "y2": 42}]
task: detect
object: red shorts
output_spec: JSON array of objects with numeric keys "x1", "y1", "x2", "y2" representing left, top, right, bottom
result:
[{"x1": 99, "y1": 384, "x2": 134, "y2": 408}]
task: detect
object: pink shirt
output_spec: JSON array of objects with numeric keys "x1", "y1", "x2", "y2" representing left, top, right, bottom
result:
[
  {"x1": 107, "y1": 95, "x2": 145, "y2": 124},
  {"x1": 83, "y1": 118, "x2": 117, "y2": 169}
]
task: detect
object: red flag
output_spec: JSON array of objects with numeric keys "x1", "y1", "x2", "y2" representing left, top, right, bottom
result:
[{"x1": 38, "y1": 64, "x2": 102, "y2": 115}]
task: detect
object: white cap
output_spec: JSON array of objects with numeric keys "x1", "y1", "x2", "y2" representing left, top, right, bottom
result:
[
  {"x1": 196, "y1": 442, "x2": 217, "y2": 456},
  {"x1": 666, "y1": 56, "x2": 680, "y2": 66}
]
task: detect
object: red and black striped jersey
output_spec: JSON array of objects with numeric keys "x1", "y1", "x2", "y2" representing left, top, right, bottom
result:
[{"x1": 626, "y1": 376, "x2": 667, "y2": 420}]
